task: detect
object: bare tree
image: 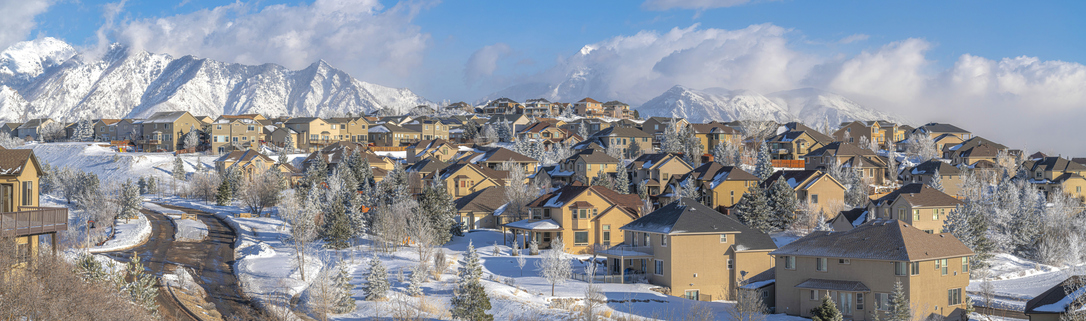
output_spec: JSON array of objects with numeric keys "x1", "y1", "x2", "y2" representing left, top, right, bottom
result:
[
  {"x1": 278, "y1": 191, "x2": 319, "y2": 281},
  {"x1": 239, "y1": 170, "x2": 283, "y2": 216},
  {"x1": 729, "y1": 276, "x2": 768, "y2": 321},
  {"x1": 906, "y1": 133, "x2": 939, "y2": 161},
  {"x1": 537, "y1": 237, "x2": 571, "y2": 296},
  {"x1": 190, "y1": 171, "x2": 221, "y2": 204}
]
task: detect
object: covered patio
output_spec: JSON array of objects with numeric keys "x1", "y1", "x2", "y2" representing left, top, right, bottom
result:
[{"x1": 504, "y1": 219, "x2": 562, "y2": 250}]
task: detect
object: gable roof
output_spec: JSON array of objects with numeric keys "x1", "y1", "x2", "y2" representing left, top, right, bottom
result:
[
  {"x1": 917, "y1": 122, "x2": 970, "y2": 134},
  {"x1": 470, "y1": 147, "x2": 537, "y2": 164},
  {"x1": 144, "y1": 111, "x2": 191, "y2": 124},
  {"x1": 908, "y1": 160, "x2": 961, "y2": 176},
  {"x1": 405, "y1": 158, "x2": 449, "y2": 173},
  {"x1": 805, "y1": 142, "x2": 877, "y2": 158},
  {"x1": 1025, "y1": 275, "x2": 1086, "y2": 315},
  {"x1": 772, "y1": 219, "x2": 973, "y2": 261},
  {"x1": 761, "y1": 170, "x2": 840, "y2": 191},
  {"x1": 215, "y1": 149, "x2": 273, "y2": 165},
  {"x1": 578, "y1": 97, "x2": 601, "y2": 104},
  {"x1": 1029, "y1": 157, "x2": 1086, "y2": 173},
  {"x1": 527, "y1": 185, "x2": 641, "y2": 216},
  {"x1": 874, "y1": 183, "x2": 963, "y2": 207},
  {"x1": 454, "y1": 186, "x2": 508, "y2": 213},
  {"x1": 621, "y1": 198, "x2": 777, "y2": 251},
  {"x1": 0, "y1": 149, "x2": 39, "y2": 176},
  {"x1": 629, "y1": 153, "x2": 690, "y2": 171},
  {"x1": 590, "y1": 126, "x2": 653, "y2": 138},
  {"x1": 567, "y1": 149, "x2": 620, "y2": 164}
]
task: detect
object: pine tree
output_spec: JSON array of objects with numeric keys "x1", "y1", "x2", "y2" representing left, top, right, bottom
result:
[
  {"x1": 734, "y1": 184, "x2": 773, "y2": 233},
  {"x1": 767, "y1": 178, "x2": 798, "y2": 230},
  {"x1": 137, "y1": 177, "x2": 147, "y2": 194},
  {"x1": 712, "y1": 140, "x2": 728, "y2": 165},
  {"x1": 451, "y1": 241, "x2": 493, "y2": 321},
  {"x1": 810, "y1": 293, "x2": 842, "y2": 321},
  {"x1": 304, "y1": 153, "x2": 329, "y2": 188},
  {"x1": 146, "y1": 176, "x2": 158, "y2": 195},
  {"x1": 194, "y1": 156, "x2": 204, "y2": 172},
  {"x1": 754, "y1": 143, "x2": 773, "y2": 181},
  {"x1": 321, "y1": 168, "x2": 353, "y2": 249},
  {"x1": 172, "y1": 154, "x2": 186, "y2": 181},
  {"x1": 119, "y1": 180, "x2": 142, "y2": 222},
  {"x1": 124, "y1": 254, "x2": 160, "y2": 314},
  {"x1": 929, "y1": 169, "x2": 944, "y2": 192},
  {"x1": 284, "y1": 134, "x2": 296, "y2": 154},
  {"x1": 614, "y1": 170, "x2": 630, "y2": 194},
  {"x1": 406, "y1": 263, "x2": 428, "y2": 297},
  {"x1": 278, "y1": 143, "x2": 289, "y2": 165},
  {"x1": 358, "y1": 157, "x2": 375, "y2": 190},
  {"x1": 637, "y1": 182, "x2": 649, "y2": 199},
  {"x1": 628, "y1": 139, "x2": 643, "y2": 159},
  {"x1": 678, "y1": 176, "x2": 699, "y2": 200},
  {"x1": 419, "y1": 178, "x2": 458, "y2": 244},
  {"x1": 216, "y1": 177, "x2": 233, "y2": 206},
  {"x1": 815, "y1": 211, "x2": 833, "y2": 231},
  {"x1": 888, "y1": 280, "x2": 911, "y2": 321},
  {"x1": 333, "y1": 264, "x2": 356, "y2": 313},
  {"x1": 362, "y1": 254, "x2": 389, "y2": 301}
]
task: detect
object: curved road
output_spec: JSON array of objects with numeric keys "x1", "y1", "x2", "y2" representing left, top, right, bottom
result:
[{"x1": 103, "y1": 204, "x2": 264, "y2": 320}]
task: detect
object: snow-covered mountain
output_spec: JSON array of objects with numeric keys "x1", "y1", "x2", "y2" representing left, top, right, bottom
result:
[
  {"x1": 0, "y1": 38, "x2": 431, "y2": 122},
  {"x1": 636, "y1": 85, "x2": 906, "y2": 126}
]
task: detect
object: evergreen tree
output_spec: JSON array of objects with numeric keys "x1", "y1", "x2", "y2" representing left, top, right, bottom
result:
[
  {"x1": 406, "y1": 263, "x2": 428, "y2": 297},
  {"x1": 138, "y1": 177, "x2": 147, "y2": 194},
  {"x1": 943, "y1": 200, "x2": 994, "y2": 271},
  {"x1": 677, "y1": 176, "x2": 699, "y2": 200},
  {"x1": 362, "y1": 254, "x2": 389, "y2": 301},
  {"x1": 810, "y1": 293, "x2": 842, "y2": 321},
  {"x1": 451, "y1": 241, "x2": 494, "y2": 321},
  {"x1": 614, "y1": 170, "x2": 630, "y2": 194},
  {"x1": 39, "y1": 162, "x2": 55, "y2": 194},
  {"x1": 628, "y1": 139, "x2": 643, "y2": 159},
  {"x1": 172, "y1": 154, "x2": 186, "y2": 181},
  {"x1": 321, "y1": 168, "x2": 353, "y2": 249},
  {"x1": 888, "y1": 280, "x2": 912, "y2": 321},
  {"x1": 284, "y1": 134, "x2": 296, "y2": 153},
  {"x1": 734, "y1": 184, "x2": 773, "y2": 233},
  {"x1": 930, "y1": 169, "x2": 944, "y2": 192},
  {"x1": 216, "y1": 178, "x2": 233, "y2": 206},
  {"x1": 124, "y1": 254, "x2": 160, "y2": 314},
  {"x1": 815, "y1": 214, "x2": 833, "y2": 231},
  {"x1": 278, "y1": 142, "x2": 289, "y2": 165},
  {"x1": 304, "y1": 153, "x2": 329, "y2": 189},
  {"x1": 754, "y1": 143, "x2": 774, "y2": 181},
  {"x1": 194, "y1": 156, "x2": 204, "y2": 172},
  {"x1": 712, "y1": 140, "x2": 728, "y2": 165},
  {"x1": 346, "y1": 150, "x2": 365, "y2": 189},
  {"x1": 333, "y1": 264, "x2": 356, "y2": 313},
  {"x1": 419, "y1": 178, "x2": 458, "y2": 244},
  {"x1": 637, "y1": 182, "x2": 649, "y2": 199},
  {"x1": 767, "y1": 178, "x2": 798, "y2": 230},
  {"x1": 119, "y1": 180, "x2": 142, "y2": 222},
  {"x1": 358, "y1": 157, "x2": 375, "y2": 190},
  {"x1": 75, "y1": 119, "x2": 95, "y2": 141},
  {"x1": 463, "y1": 121, "x2": 479, "y2": 141},
  {"x1": 578, "y1": 122, "x2": 589, "y2": 140}
]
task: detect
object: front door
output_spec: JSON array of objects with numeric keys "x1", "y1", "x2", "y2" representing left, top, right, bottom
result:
[
  {"x1": 838, "y1": 292, "x2": 853, "y2": 316},
  {"x1": 0, "y1": 184, "x2": 12, "y2": 212}
]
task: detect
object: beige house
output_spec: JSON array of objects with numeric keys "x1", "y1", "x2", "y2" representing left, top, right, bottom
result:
[
  {"x1": 403, "y1": 118, "x2": 449, "y2": 141},
  {"x1": 0, "y1": 149, "x2": 68, "y2": 264},
  {"x1": 139, "y1": 111, "x2": 202, "y2": 152},
  {"x1": 15, "y1": 118, "x2": 55, "y2": 140},
  {"x1": 641, "y1": 117, "x2": 690, "y2": 146},
  {"x1": 1023, "y1": 156, "x2": 1086, "y2": 201},
  {"x1": 369, "y1": 124, "x2": 421, "y2": 147},
  {"x1": 214, "y1": 150, "x2": 287, "y2": 182},
  {"x1": 523, "y1": 98, "x2": 556, "y2": 117},
  {"x1": 901, "y1": 160, "x2": 963, "y2": 197},
  {"x1": 805, "y1": 142, "x2": 889, "y2": 184},
  {"x1": 209, "y1": 118, "x2": 264, "y2": 154},
  {"x1": 601, "y1": 101, "x2": 634, "y2": 119},
  {"x1": 406, "y1": 139, "x2": 458, "y2": 164},
  {"x1": 869, "y1": 184, "x2": 963, "y2": 234},
  {"x1": 834, "y1": 121, "x2": 905, "y2": 149},
  {"x1": 602, "y1": 198, "x2": 777, "y2": 301},
  {"x1": 574, "y1": 97, "x2": 604, "y2": 117},
  {"x1": 266, "y1": 127, "x2": 304, "y2": 151},
  {"x1": 942, "y1": 136, "x2": 1008, "y2": 165},
  {"x1": 575, "y1": 127, "x2": 655, "y2": 159},
  {"x1": 454, "y1": 147, "x2": 538, "y2": 174},
  {"x1": 768, "y1": 126, "x2": 835, "y2": 160},
  {"x1": 424, "y1": 162, "x2": 510, "y2": 198},
  {"x1": 561, "y1": 149, "x2": 621, "y2": 184},
  {"x1": 328, "y1": 117, "x2": 372, "y2": 143},
  {"x1": 691, "y1": 122, "x2": 742, "y2": 154},
  {"x1": 762, "y1": 170, "x2": 846, "y2": 214},
  {"x1": 453, "y1": 186, "x2": 506, "y2": 231},
  {"x1": 482, "y1": 98, "x2": 523, "y2": 115},
  {"x1": 771, "y1": 220, "x2": 973, "y2": 321},
  {"x1": 506, "y1": 184, "x2": 643, "y2": 254},
  {"x1": 627, "y1": 153, "x2": 693, "y2": 196},
  {"x1": 688, "y1": 162, "x2": 760, "y2": 211},
  {"x1": 93, "y1": 119, "x2": 121, "y2": 141},
  {"x1": 283, "y1": 117, "x2": 340, "y2": 152},
  {"x1": 914, "y1": 123, "x2": 972, "y2": 141}
]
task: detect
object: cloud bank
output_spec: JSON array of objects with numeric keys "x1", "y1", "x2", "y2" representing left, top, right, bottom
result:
[{"x1": 0, "y1": 0, "x2": 53, "y2": 50}]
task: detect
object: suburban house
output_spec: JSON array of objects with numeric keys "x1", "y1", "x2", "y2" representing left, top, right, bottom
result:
[
  {"x1": 833, "y1": 121, "x2": 905, "y2": 149},
  {"x1": 762, "y1": 170, "x2": 846, "y2": 215},
  {"x1": 1, "y1": 122, "x2": 22, "y2": 138},
  {"x1": 485, "y1": 114, "x2": 532, "y2": 133},
  {"x1": 443, "y1": 101, "x2": 475, "y2": 114},
  {"x1": 691, "y1": 122, "x2": 742, "y2": 154},
  {"x1": 213, "y1": 149, "x2": 289, "y2": 182},
  {"x1": 771, "y1": 220, "x2": 974, "y2": 321},
  {"x1": 404, "y1": 158, "x2": 448, "y2": 177},
  {"x1": 283, "y1": 117, "x2": 339, "y2": 152},
  {"x1": 641, "y1": 117, "x2": 691, "y2": 148},
  {"x1": 767, "y1": 125, "x2": 835, "y2": 160},
  {"x1": 563, "y1": 118, "x2": 611, "y2": 136},
  {"x1": 15, "y1": 118, "x2": 55, "y2": 140},
  {"x1": 805, "y1": 142, "x2": 888, "y2": 184},
  {"x1": 368, "y1": 124, "x2": 421, "y2": 147},
  {"x1": 92, "y1": 119, "x2": 121, "y2": 141},
  {"x1": 301, "y1": 142, "x2": 393, "y2": 173},
  {"x1": 1023, "y1": 156, "x2": 1086, "y2": 201},
  {"x1": 523, "y1": 98, "x2": 556, "y2": 117},
  {"x1": 868, "y1": 184, "x2": 963, "y2": 234},
  {"x1": 209, "y1": 118, "x2": 264, "y2": 154},
  {"x1": 688, "y1": 162, "x2": 760, "y2": 212},
  {"x1": 517, "y1": 121, "x2": 581, "y2": 150},
  {"x1": 424, "y1": 162, "x2": 510, "y2": 198},
  {"x1": 914, "y1": 123, "x2": 972, "y2": 141},
  {"x1": 403, "y1": 118, "x2": 449, "y2": 141},
  {"x1": 1024, "y1": 275, "x2": 1086, "y2": 321},
  {"x1": 406, "y1": 139, "x2": 458, "y2": 164},
  {"x1": 627, "y1": 153, "x2": 693, "y2": 197},
  {"x1": 942, "y1": 136, "x2": 1009, "y2": 165},
  {"x1": 561, "y1": 149, "x2": 622, "y2": 183},
  {"x1": 453, "y1": 186, "x2": 506, "y2": 230},
  {"x1": 455, "y1": 147, "x2": 539, "y2": 174},
  {"x1": 574, "y1": 97, "x2": 605, "y2": 117},
  {"x1": 574, "y1": 127, "x2": 655, "y2": 159},
  {"x1": 139, "y1": 111, "x2": 202, "y2": 152},
  {"x1": 505, "y1": 184, "x2": 642, "y2": 254},
  {"x1": 328, "y1": 117, "x2": 372, "y2": 143},
  {"x1": 112, "y1": 119, "x2": 142, "y2": 141},
  {"x1": 601, "y1": 101, "x2": 634, "y2": 119},
  {"x1": 266, "y1": 127, "x2": 304, "y2": 151},
  {"x1": 482, "y1": 98, "x2": 523, "y2": 115},
  {"x1": 828, "y1": 207, "x2": 870, "y2": 232},
  {"x1": 0, "y1": 149, "x2": 68, "y2": 265},
  {"x1": 901, "y1": 160, "x2": 963, "y2": 197},
  {"x1": 602, "y1": 198, "x2": 776, "y2": 301}
]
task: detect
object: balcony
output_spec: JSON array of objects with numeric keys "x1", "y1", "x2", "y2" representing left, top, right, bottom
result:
[
  {"x1": 776, "y1": 149, "x2": 789, "y2": 154},
  {"x1": 597, "y1": 244, "x2": 654, "y2": 257},
  {"x1": 0, "y1": 207, "x2": 69, "y2": 237},
  {"x1": 137, "y1": 139, "x2": 162, "y2": 145}
]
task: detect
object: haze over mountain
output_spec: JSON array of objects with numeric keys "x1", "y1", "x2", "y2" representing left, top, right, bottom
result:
[{"x1": 0, "y1": 37, "x2": 432, "y2": 122}]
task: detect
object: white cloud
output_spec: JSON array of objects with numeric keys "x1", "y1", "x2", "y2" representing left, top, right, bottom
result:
[
  {"x1": 838, "y1": 33, "x2": 869, "y2": 44},
  {"x1": 104, "y1": 0, "x2": 431, "y2": 87},
  {"x1": 642, "y1": 0, "x2": 755, "y2": 11},
  {"x1": 0, "y1": 0, "x2": 53, "y2": 50},
  {"x1": 464, "y1": 43, "x2": 512, "y2": 87}
]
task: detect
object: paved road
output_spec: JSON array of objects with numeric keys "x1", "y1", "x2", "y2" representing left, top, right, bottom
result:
[{"x1": 104, "y1": 204, "x2": 264, "y2": 320}]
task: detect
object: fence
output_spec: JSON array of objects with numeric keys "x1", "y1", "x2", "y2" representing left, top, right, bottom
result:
[
  {"x1": 0, "y1": 207, "x2": 69, "y2": 237},
  {"x1": 369, "y1": 146, "x2": 408, "y2": 152},
  {"x1": 572, "y1": 271, "x2": 646, "y2": 284},
  {"x1": 771, "y1": 159, "x2": 805, "y2": 168}
]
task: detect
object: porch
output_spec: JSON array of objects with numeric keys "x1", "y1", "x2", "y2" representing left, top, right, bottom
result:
[{"x1": 595, "y1": 244, "x2": 655, "y2": 284}]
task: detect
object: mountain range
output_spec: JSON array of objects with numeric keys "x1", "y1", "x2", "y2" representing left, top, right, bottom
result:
[{"x1": 0, "y1": 37, "x2": 432, "y2": 123}]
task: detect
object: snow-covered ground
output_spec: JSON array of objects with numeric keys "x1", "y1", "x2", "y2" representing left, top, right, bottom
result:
[
  {"x1": 968, "y1": 255, "x2": 1085, "y2": 311},
  {"x1": 88, "y1": 214, "x2": 152, "y2": 253},
  {"x1": 145, "y1": 202, "x2": 209, "y2": 242}
]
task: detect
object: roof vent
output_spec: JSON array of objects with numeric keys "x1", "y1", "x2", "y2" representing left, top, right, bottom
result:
[{"x1": 940, "y1": 235, "x2": 945, "y2": 237}]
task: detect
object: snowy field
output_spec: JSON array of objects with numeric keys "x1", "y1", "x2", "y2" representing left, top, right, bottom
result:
[{"x1": 967, "y1": 254, "x2": 1085, "y2": 311}]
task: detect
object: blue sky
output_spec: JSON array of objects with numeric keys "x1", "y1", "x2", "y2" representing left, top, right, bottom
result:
[{"x1": 20, "y1": 0, "x2": 1085, "y2": 101}]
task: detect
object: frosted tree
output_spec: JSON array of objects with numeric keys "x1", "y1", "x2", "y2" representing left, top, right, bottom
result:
[
  {"x1": 333, "y1": 264, "x2": 356, "y2": 313},
  {"x1": 628, "y1": 139, "x2": 643, "y2": 159},
  {"x1": 857, "y1": 136, "x2": 871, "y2": 152},
  {"x1": 767, "y1": 178, "x2": 798, "y2": 230},
  {"x1": 362, "y1": 253, "x2": 389, "y2": 301},
  {"x1": 172, "y1": 154, "x2": 186, "y2": 181},
  {"x1": 194, "y1": 156, "x2": 204, "y2": 172},
  {"x1": 74, "y1": 119, "x2": 94, "y2": 141},
  {"x1": 734, "y1": 184, "x2": 773, "y2": 233},
  {"x1": 943, "y1": 199, "x2": 993, "y2": 271},
  {"x1": 118, "y1": 180, "x2": 142, "y2": 222},
  {"x1": 146, "y1": 176, "x2": 158, "y2": 195},
  {"x1": 183, "y1": 126, "x2": 200, "y2": 150},
  {"x1": 906, "y1": 133, "x2": 939, "y2": 161},
  {"x1": 753, "y1": 143, "x2": 774, "y2": 181},
  {"x1": 277, "y1": 143, "x2": 289, "y2": 165},
  {"x1": 279, "y1": 191, "x2": 319, "y2": 281},
  {"x1": 814, "y1": 213, "x2": 833, "y2": 232},
  {"x1": 929, "y1": 169, "x2": 944, "y2": 192},
  {"x1": 577, "y1": 122, "x2": 589, "y2": 140},
  {"x1": 677, "y1": 176, "x2": 699, "y2": 200},
  {"x1": 637, "y1": 181, "x2": 649, "y2": 199},
  {"x1": 810, "y1": 293, "x2": 842, "y2": 321},
  {"x1": 124, "y1": 254, "x2": 160, "y2": 314},
  {"x1": 729, "y1": 276, "x2": 768, "y2": 321},
  {"x1": 537, "y1": 237, "x2": 571, "y2": 296},
  {"x1": 712, "y1": 140, "x2": 729, "y2": 165},
  {"x1": 419, "y1": 178, "x2": 458, "y2": 243},
  {"x1": 887, "y1": 280, "x2": 911, "y2": 321},
  {"x1": 303, "y1": 153, "x2": 329, "y2": 190},
  {"x1": 451, "y1": 241, "x2": 493, "y2": 321},
  {"x1": 406, "y1": 262, "x2": 428, "y2": 297},
  {"x1": 614, "y1": 170, "x2": 630, "y2": 194},
  {"x1": 283, "y1": 134, "x2": 296, "y2": 154},
  {"x1": 516, "y1": 251, "x2": 527, "y2": 276},
  {"x1": 320, "y1": 167, "x2": 353, "y2": 249}
]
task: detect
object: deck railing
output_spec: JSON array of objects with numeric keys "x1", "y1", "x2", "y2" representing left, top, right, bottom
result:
[
  {"x1": 596, "y1": 245, "x2": 654, "y2": 257},
  {"x1": 0, "y1": 207, "x2": 69, "y2": 237}
]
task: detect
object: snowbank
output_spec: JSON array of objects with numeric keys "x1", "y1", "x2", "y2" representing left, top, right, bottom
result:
[{"x1": 89, "y1": 213, "x2": 152, "y2": 253}]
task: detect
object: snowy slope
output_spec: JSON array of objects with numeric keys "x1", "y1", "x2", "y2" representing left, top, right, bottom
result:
[
  {"x1": 0, "y1": 38, "x2": 432, "y2": 123},
  {"x1": 767, "y1": 88, "x2": 908, "y2": 127},
  {"x1": 636, "y1": 85, "x2": 793, "y2": 123}
]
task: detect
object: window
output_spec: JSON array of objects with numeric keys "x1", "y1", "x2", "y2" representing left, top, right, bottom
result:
[
  {"x1": 248, "y1": 125, "x2": 255, "y2": 131},
  {"x1": 839, "y1": 259, "x2": 850, "y2": 264},
  {"x1": 941, "y1": 259, "x2": 949, "y2": 275},
  {"x1": 811, "y1": 195, "x2": 819, "y2": 204},
  {"x1": 578, "y1": 209, "x2": 587, "y2": 219},
  {"x1": 720, "y1": 234, "x2": 728, "y2": 243},
  {"x1": 603, "y1": 225, "x2": 611, "y2": 244},
  {"x1": 684, "y1": 290, "x2": 699, "y2": 300},
  {"x1": 910, "y1": 262, "x2": 920, "y2": 275},
  {"x1": 857, "y1": 293, "x2": 864, "y2": 310},
  {"x1": 816, "y1": 258, "x2": 828, "y2": 272},
  {"x1": 876, "y1": 293, "x2": 890, "y2": 310},
  {"x1": 632, "y1": 233, "x2": 638, "y2": 246},
  {"x1": 15, "y1": 242, "x2": 29, "y2": 264},
  {"x1": 644, "y1": 234, "x2": 650, "y2": 246},
  {"x1": 913, "y1": 209, "x2": 920, "y2": 221},
  {"x1": 727, "y1": 259, "x2": 734, "y2": 270},
  {"x1": 785, "y1": 256, "x2": 795, "y2": 270},
  {"x1": 592, "y1": 208, "x2": 598, "y2": 217},
  {"x1": 948, "y1": 288, "x2": 962, "y2": 305},
  {"x1": 810, "y1": 290, "x2": 817, "y2": 300},
  {"x1": 574, "y1": 232, "x2": 589, "y2": 245},
  {"x1": 963, "y1": 257, "x2": 970, "y2": 272},
  {"x1": 21, "y1": 181, "x2": 32, "y2": 206},
  {"x1": 661, "y1": 234, "x2": 667, "y2": 247},
  {"x1": 654, "y1": 260, "x2": 664, "y2": 275},
  {"x1": 923, "y1": 230, "x2": 934, "y2": 234},
  {"x1": 895, "y1": 262, "x2": 907, "y2": 276},
  {"x1": 933, "y1": 209, "x2": 940, "y2": 220}
]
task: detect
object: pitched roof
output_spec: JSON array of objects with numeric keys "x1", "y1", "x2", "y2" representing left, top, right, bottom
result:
[
  {"x1": 761, "y1": 170, "x2": 833, "y2": 190},
  {"x1": 1025, "y1": 275, "x2": 1086, "y2": 314},
  {"x1": 918, "y1": 122, "x2": 970, "y2": 134},
  {"x1": 629, "y1": 153, "x2": 688, "y2": 171},
  {"x1": 471, "y1": 147, "x2": 537, "y2": 163},
  {"x1": 567, "y1": 149, "x2": 620, "y2": 164},
  {"x1": 144, "y1": 111, "x2": 191, "y2": 123},
  {"x1": 771, "y1": 219, "x2": 974, "y2": 261},
  {"x1": 215, "y1": 149, "x2": 273, "y2": 164},
  {"x1": 795, "y1": 279, "x2": 870, "y2": 292},
  {"x1": 691, "y1": 123, "x2": 740, "y2": 135},
  {"x1": 874, "y1": 183, "x2": 963, "y2": 207},
  {"x1": 805, "y1": 142, "x2": 877, "y2": 158},
  {"x1": 908, "y1": 160, "x2": 961, "y2": 176},
  {"x1": 528, "y1": 185, "x2": 641, "y2": 216},
  {"x1": 1029, "y1": 157, "x2": 1086, "y2": 173},
  {"x1": 687, "y1": 162, "x2": 758, "y2": 189},
  {"x1": 578, "y1": 97, "x2": 600, "y2": 103},
  {"x1": 621, "y1": 199, "x2": 777, "y2": 251},
  {"x1": 0, "y1": 149, "x2": 37, "y2": 176},
  {"x1": 454, "y1": 186, "x2": 508, "y2": 213},
  {"x1": 285, "y1": 117, "x2": 321, "y2": 124},
  {"x1": 404, "y1": 158, "x2": 448, "y2": 174},
  {"x1": 590, "y1": 126, "x2": 653, "y2": 138}
]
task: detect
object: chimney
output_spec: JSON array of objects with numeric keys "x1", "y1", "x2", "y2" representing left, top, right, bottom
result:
[{"x1": 701, "y1": 154, "x2": 714, "y2": 164}]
